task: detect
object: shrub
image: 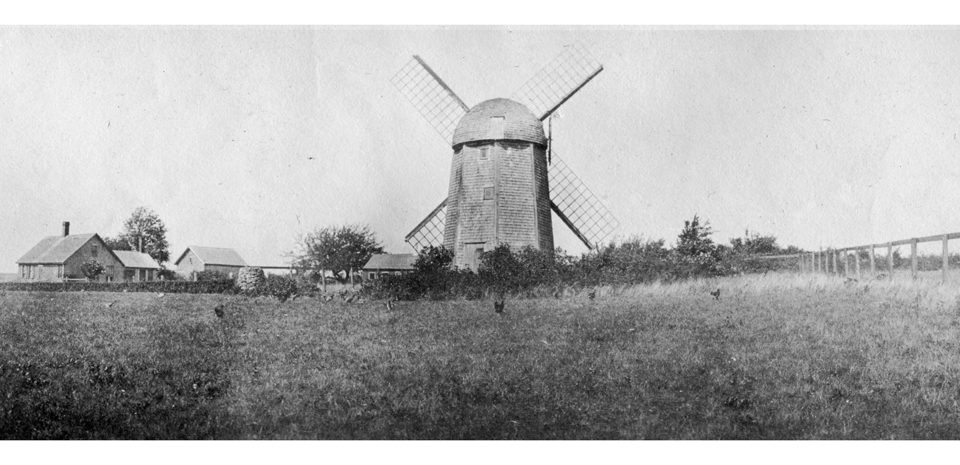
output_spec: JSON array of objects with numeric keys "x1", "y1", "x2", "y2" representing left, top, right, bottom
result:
[
  {"x1": 236, "y1": 267, "x2": 266, "y2": 294},
  {"x1": 195, "y1": 270, "x2": 231, "y2": 282},
  {"x1": 261, "y1": 275, "x2": 298, "y2": 303},
  {"x1": 80, "y1": 259, "x2": 105, "y2": 281}
]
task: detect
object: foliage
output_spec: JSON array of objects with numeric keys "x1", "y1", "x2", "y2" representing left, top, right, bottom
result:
[
  {"x1": 79, "y1": 259, "x2": 105, "y2": 281},
  {"x1": 676, "y1": 215, "x2": 716, "y2": 259},
  {"x1": 156, "y1": 269, "x2": 180, "y2": 281},
  {"x1": 0, "y1": 280, "x2": 237, "y2": 294},
  {"x1": 729, "y1": 230, "x2": 779, "y2": 255},
  {"x1": 260, "y1": 275, "x2": 298, "y2": 303},
  {"x1": 413, "y1": 246, "x2": 454, "y2": 274},
  {"x1": 372, "y1": 217, "x2": 807, "y2": 301},
  {"x1": 294, "y1": 224, "x2": 383, "y2": 284},
  {"x1": 102, "y1": 236, "x2": 133, "y2": 251},
  {"x1": 113, "y1": 207, "x2": 171, "y2": 264},
  {"x1": 195, "y1": 270, "x2": 231, "y2": 282}
]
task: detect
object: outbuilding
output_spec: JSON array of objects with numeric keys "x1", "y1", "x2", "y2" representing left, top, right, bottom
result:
[
  {"x1": 361, "y1": 253, "x2": 417, "y2": 280},
  {"x1": 174, "y1": 246, "x2": 248, "y2": 279},
  {"x1": 114, "y1": 250, "x2": 162, "y2": 282}
]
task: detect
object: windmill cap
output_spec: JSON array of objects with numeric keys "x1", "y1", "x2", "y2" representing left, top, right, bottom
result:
[{"x1": 452, "y1": 98, "x2": 547, "y2": 147}]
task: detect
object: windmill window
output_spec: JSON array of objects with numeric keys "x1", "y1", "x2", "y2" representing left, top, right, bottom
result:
[
  {"x1": 479, "y1": 147, "x2": 489, "y2": 161},
  {"x1": 483, "y1": 186, "x2": 494, "y2": 200}
]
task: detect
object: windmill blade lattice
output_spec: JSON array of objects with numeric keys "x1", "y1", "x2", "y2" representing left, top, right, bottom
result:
[
  {"x1": 511, "y1": 43, "x2": 604, "y2": 121},
  {"x1": 549, "y1": 153, "x2": 619, "y2": 249},
  {"x1": 404, "y1": 199, "x2": 447, "y2": 252},
  {"x1": 391, "y1": 55, "x2": 469, "y2": 145}
]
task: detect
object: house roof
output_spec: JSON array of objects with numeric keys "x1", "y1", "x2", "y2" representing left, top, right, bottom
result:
[
  {"x1": 17, "y1": 233, "x2": 111, "y2": 264},
  {"x1": 175, "y1": 246, "x2": 247, "y2": 267},
  {"x1": 362, "y1": 253, "x2": 417, "y2": 271},
  {"x1": 452, "y1": 98, "x2": 547, "y2": 147},
  {"x1": 113, "y1": 251, "x2": 161, "y2": 270}
]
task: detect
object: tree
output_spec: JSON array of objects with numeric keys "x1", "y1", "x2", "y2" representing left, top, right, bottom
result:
[
  {"x1": 113, "y1": 207, "x2": 170, "y2": 264},
  {"x1": 729, "y1": 229, "x2": 779, "y2": 255},
  {"x1": 103, "y1": 236, "x2": 133, "y2": 251},
  {"x1": 676, "y1": 215, "x2": 716, "y2": 258},
  {"x1": 413, "y1": 246, "x2": 454, "y2": 275},
  {"x1": 294, "y1": 224, "x2": 383, "y2": 283},
  {"x1": 80, "y1": 259, "x2": 105, "y2": 281},
  {"x1": 479, "y1": 244, "x2": 525, "y2": 293}
]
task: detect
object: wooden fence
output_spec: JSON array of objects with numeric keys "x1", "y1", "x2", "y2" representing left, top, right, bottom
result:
[{"x1": 766, "y1": 232, "x2": 960, "y2": 282}]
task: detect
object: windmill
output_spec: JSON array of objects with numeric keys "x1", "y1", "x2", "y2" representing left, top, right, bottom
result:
[{"x1": 392, "y1": 43, "x2": 619, "y2": 270}]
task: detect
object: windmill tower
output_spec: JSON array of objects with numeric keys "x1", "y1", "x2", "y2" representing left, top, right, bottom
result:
[{"x1": 392, "y1": 44, "x2": 618, "y2": 270}]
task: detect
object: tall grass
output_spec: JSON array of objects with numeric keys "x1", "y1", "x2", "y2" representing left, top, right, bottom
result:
[{"x1": 3, "y1": 272, "x2": 960, "y2": 439}]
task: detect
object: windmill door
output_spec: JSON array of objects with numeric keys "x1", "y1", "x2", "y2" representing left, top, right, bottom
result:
[{"x1": 463, "y1": 242, "x2": 486, "y2": 271}]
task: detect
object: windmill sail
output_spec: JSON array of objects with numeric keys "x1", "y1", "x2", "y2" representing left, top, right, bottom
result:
[
  {"x1": 391, "y1": 55, "x2": 470, "y2": 144},
  {"x1": 511, "y1": 43, "x2": 604, "y2": 122},
  {"x1": 404, "y1": 199, "x2": 447, "y2": 252},
  {"x1": 549, "y1": 153, "x2": 619, "y2": 249}
]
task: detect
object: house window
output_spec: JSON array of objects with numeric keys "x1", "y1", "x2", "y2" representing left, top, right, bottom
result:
[
  {"x1": 57, "y1": 265, "x2": 63, "y2": 279},
  {"x1": 483, "y1": 186, "x2": 494, "y2": 200},
  {"x1": 91, "y1": 245, "x2": 98, "y2": 257}
]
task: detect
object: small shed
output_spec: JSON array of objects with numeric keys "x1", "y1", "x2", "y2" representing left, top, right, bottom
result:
[
  {"x1": 114, "y1": 251, "x2": 162, "y2": 282},
  {"x1": 361, "y1": 253, "x2": 417, "y2": 280},
  {"x1": 174, "y1": 246, "x2": 248, "y2": 279}
]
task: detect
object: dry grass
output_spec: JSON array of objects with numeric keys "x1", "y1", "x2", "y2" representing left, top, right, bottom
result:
[{"x1": 3, "y1": 272, "x2": 960, "y2": 439}]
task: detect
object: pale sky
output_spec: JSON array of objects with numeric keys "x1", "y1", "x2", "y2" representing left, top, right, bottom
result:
[{"x1": 2, "y1": 26, "x2": 960, "y2": 272}]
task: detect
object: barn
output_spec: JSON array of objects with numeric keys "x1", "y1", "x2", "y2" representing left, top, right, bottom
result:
[
  {"x1": 361, "y1": 253, "x2": 417, "y2": 280},
  {"x1": 113, "y1": 250, "x2": 162, "y2": 282},
  {"x1": 16, "y1": 222, "x2": 124, "y2": 282},
  {"x1": 174, "y1": 246, "x2": 247, "y2": 279}
]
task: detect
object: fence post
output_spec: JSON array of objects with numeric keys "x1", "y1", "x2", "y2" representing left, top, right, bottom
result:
[
  {"x1": 869, "y1": 244, "x2": 876, "y2": 276},
  {"x1": 832, "y1": 250, "x2": 838, "y2": 275},
  {"x1": 855, "y1": 248, "x2": 861, "y2": 279},
  {"x1": 887, "y1": 242, "x2": 894, "y2": 278},
  {"x1": 911, "y1": 239, "x2": 918, "y2": 280},
  {"x1": 843, "y1": 250, "x2": 849, "y2": 276},
  {"x1": 943, "y1": 235, "x2": 950, "y2": 284}
]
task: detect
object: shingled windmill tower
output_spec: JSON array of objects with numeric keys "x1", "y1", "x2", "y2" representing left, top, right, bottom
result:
[{"x1": 392, "y1": 44, "x2": 618, "y2": 270}]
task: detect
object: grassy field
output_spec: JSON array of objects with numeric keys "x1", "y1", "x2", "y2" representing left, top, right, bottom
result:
[{"x1": 3, "y1": 273, "x2": 960, "y2": 439}]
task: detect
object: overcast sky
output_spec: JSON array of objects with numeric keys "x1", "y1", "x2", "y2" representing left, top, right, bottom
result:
[{"x1": 2, "y1": 26, "x2": 959, "y2": 272}]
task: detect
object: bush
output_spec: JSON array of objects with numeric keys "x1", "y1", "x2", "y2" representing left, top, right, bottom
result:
[
  {"x1": 80, "y1": 259, "x2": 105, "y2": 281},
  {"x1": 156, "y1": 268, "x2": 180, "y2": 281},
  {"x1": 195, "y1": 270, "x2": 231, "y2": 282},
  {"x1": 236, "y1": 267, "x2": 266, "y2": 294},
  {"x1": 260, "y1": 275, "x2": 298, "y2": 303}
]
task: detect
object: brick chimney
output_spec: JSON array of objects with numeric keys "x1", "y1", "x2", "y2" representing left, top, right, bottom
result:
[{"x1": 62, "y1": 221, "x2": 70, "y2": 237}]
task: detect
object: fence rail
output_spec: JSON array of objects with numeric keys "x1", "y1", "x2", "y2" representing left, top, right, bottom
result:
[{"x1": 760, "y1": 231, "x2": 960, "y2": 283}]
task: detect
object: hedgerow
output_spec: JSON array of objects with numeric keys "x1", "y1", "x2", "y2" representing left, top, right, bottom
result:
[{"x1": 0, "y1": 280, "x2": 237, "y2": 295}]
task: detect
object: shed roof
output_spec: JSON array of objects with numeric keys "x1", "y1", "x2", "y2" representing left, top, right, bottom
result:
[
  {"x1": 175, "y1": 246, "x2": 247, "y2": 267},
  {"x1": 451, "y1": 98, "x2": 547, "y2": 147},
  {"x1": 114, "y1": 250, "x2": 162, "y2": 270},
  {"x1": 362, "y1": 253, "x2": 417, "y2": 271},
  {"x1": 17, "y1": 233, "x2": 105, "y2": 264}
]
